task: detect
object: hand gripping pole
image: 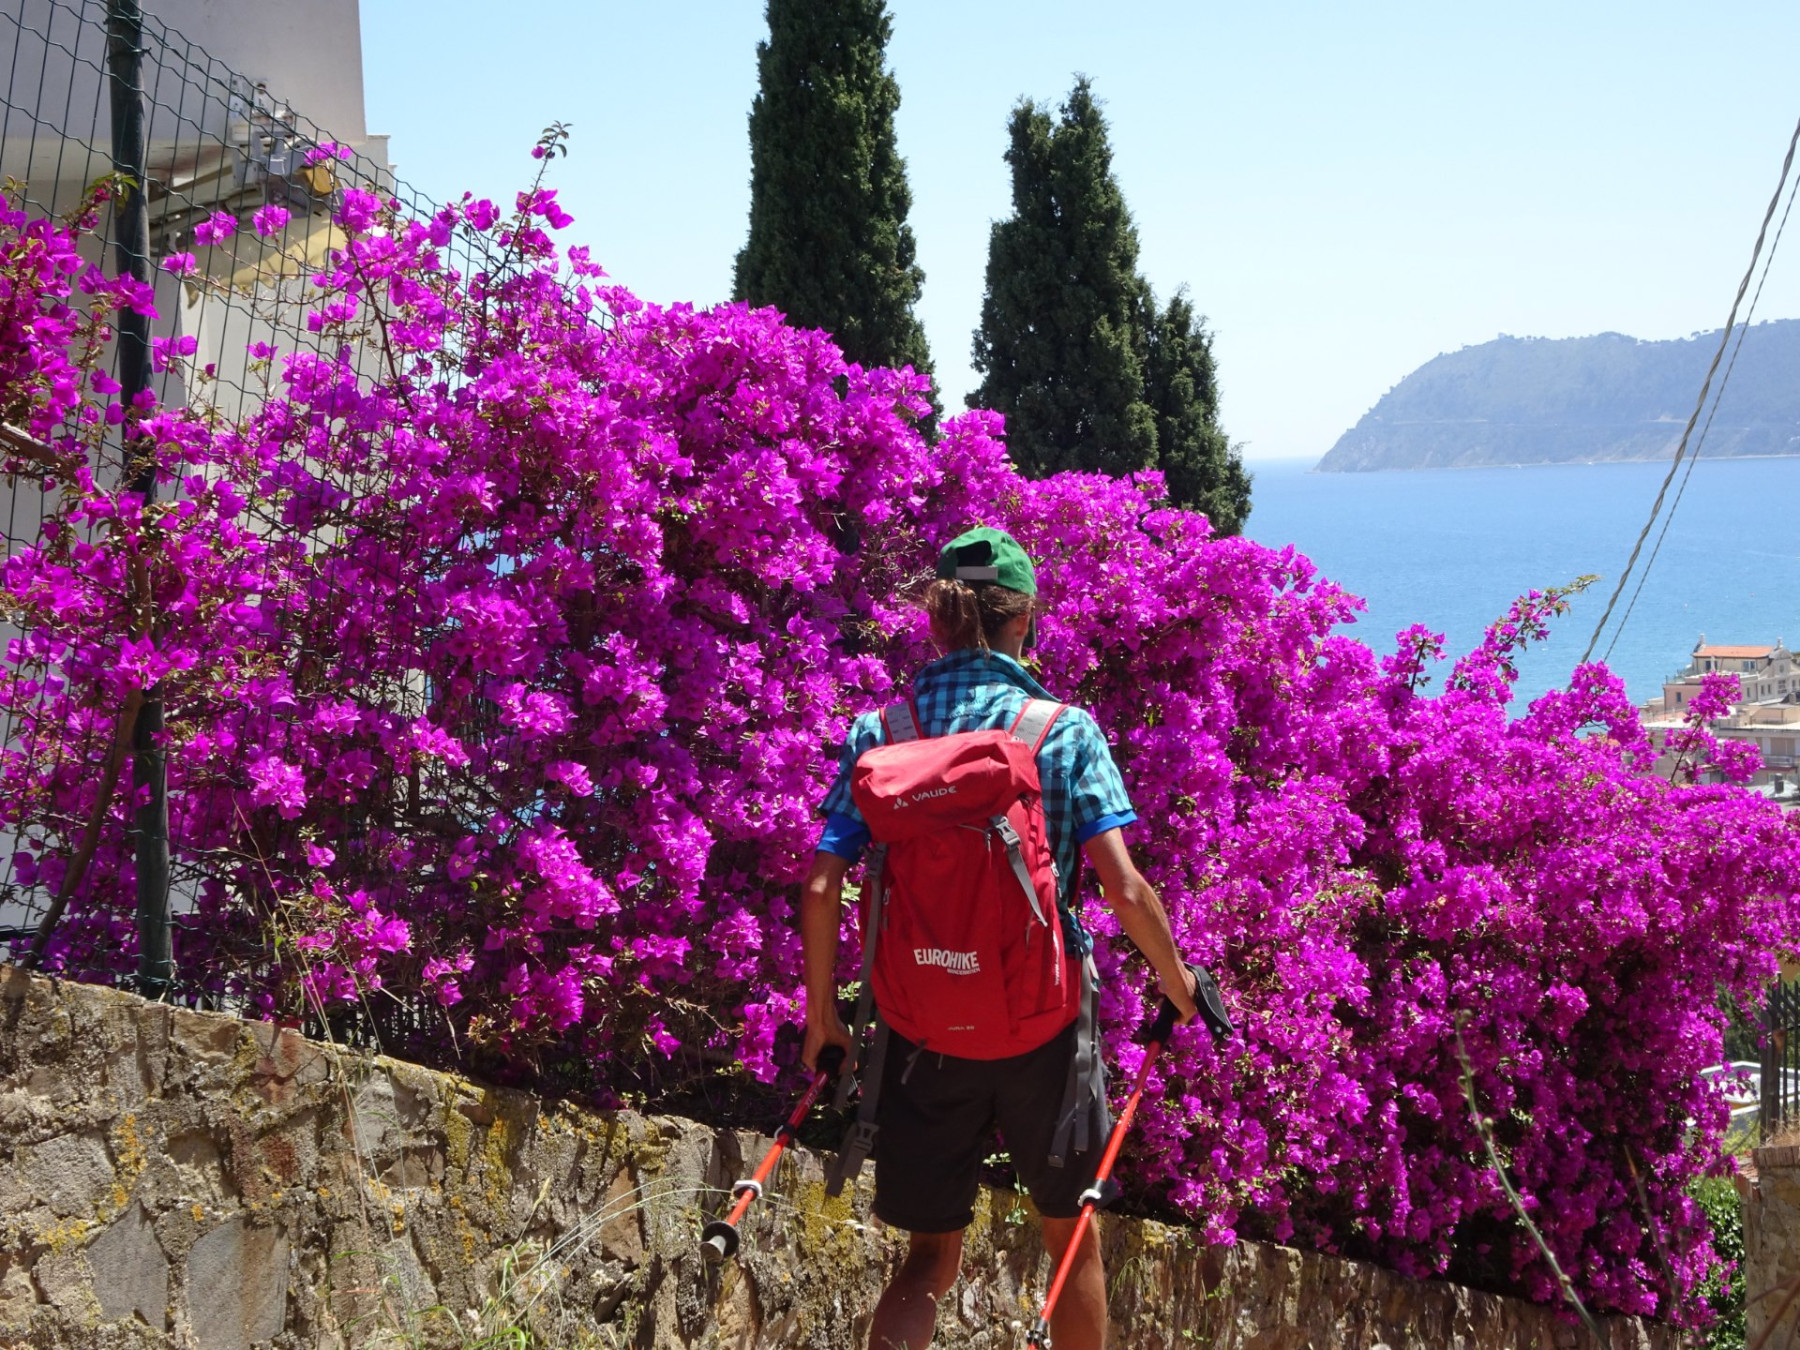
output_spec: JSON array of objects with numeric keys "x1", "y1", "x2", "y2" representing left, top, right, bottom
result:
[
  {"x1": 1025, "y1": 964, "x2": 1233, "y2": 1347},
  {"x1": 701, "y1": 1045, "x2": 845, "y2": 1260}
]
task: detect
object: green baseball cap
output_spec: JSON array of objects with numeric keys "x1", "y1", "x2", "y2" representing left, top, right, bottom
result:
[{"x1": 936, "y1": 526, "x2": 1037, "y2": 597}]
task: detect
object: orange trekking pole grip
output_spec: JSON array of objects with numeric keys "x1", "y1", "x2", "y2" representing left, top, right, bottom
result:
[
  {"x1": 702, "y1": 1044, "x2": 846, "y2": 1260},
  {"x1": 1026, "y1": 964, "x2": 1233, "y2": 1348}
]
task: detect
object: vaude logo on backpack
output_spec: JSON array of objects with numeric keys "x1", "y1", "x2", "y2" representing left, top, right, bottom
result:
[
  {"x1": 848, "y1": 697, "x2": 1080, "y2": 1061},
  {"x1": 895, "y1": 785, "x2": 957, "y2": 808}
]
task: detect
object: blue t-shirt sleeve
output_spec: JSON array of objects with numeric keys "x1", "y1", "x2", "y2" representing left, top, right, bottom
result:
[
  {"x1": 817, "y1": 811, "x2": 871, "y2": 863},
  {"x1": 1075, "y1": 810, "x2": 1137, "y2": 844},
  {"x1": 1063, "y1": 708, "x2": 1137, "y2": 839},
  {"x1": 816, "y1": 712, "x2": 881, "y2": 862}
]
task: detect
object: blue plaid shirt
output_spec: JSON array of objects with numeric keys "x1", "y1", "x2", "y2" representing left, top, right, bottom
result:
[{"x1": 818, "y1": 649, "x2": 1137, "y2": 955}]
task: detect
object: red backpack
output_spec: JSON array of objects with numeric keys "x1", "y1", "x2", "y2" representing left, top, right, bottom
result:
[
  {"x1": 850, "y1": 697, "x2": 1080, "y2": 1058},
  {"x1": 827, "y1": 697, "x2": 1110, "y2": 1196}
]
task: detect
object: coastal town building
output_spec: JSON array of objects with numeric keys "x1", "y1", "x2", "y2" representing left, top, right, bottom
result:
[
  {"x1": 0, "y1": 0, "x2": 393, "y2": 930},
  {"x1": 1, "y1": 0, "x2": 393, "y2": 418},
  {"x1": 1643, "y1": 636, "x2": 1800, "y2": 796}
]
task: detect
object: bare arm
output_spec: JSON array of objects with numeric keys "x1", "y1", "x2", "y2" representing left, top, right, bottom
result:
[
  {"x1": 1082, "y1": 828, "x2": 1198, "y2": 1022},
  {"x1": 800, "y1": 850, "x2": 854, "y2": 1070}
]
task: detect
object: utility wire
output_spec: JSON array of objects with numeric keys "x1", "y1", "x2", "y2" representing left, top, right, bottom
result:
[
  {"x1": 1580, "y1": 113, "x2": 1800, "y2": 665},
  {"x1": 1600, "y1": 155, "x2": 1800, "y2": 665}
]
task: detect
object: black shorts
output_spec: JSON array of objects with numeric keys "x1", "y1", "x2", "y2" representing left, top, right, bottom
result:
[{"x1": 872, "y1": 1018, "x2": 1108, "y2": 1233}]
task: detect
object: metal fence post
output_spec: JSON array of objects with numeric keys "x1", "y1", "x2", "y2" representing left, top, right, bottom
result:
[
  {"x1": 1765, "y1": 980, "x2": 1794, "y2": 1145},
  {"x1": 106, "y1": 0, "x2": 171, "y2": 998},
  {"x1": 1764, "y1": 983, "x2": 1778, "y2": 1144}
]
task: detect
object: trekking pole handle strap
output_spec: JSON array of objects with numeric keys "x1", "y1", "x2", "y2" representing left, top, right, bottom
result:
[{"x1": 1134, "y1": 962, "x2": 1235, "y2": 1046}]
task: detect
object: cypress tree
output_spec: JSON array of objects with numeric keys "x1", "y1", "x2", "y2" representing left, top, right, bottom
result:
[
  {"x1": 972, "y1": 78, "x2": 1249, "y2": 531},
  {"x1": 734, "y1": 0, "x2": 934, "y2": 397},
  {"x1": 1145, "y1": 291, "x2": 1251, "y2": 534},
  {"x1": 971, "y1": 79, "x2": 1156, "y2": 479}
]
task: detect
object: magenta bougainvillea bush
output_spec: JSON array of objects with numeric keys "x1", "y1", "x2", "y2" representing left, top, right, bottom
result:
[{"x1": 1, "y1": 178, "x2": 1795, "y2": 1322}]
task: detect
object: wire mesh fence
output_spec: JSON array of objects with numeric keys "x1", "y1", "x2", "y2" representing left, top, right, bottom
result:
[{"x1": 0, "y1": 0, "x2": 478, "y2": 1047}]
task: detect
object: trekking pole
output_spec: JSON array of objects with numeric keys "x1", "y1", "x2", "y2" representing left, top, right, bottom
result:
[
  {"x1": 702, "y1": 1044, "x2": 846, "y2": 1260},
  {"x1": 1026, "y1": 964, "x2": 1233, "y2": 1348}
]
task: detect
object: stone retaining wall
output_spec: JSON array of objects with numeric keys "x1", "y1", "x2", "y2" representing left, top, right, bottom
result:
[
  {"x1": 1746, "y1": 1145, "x2": 1800, "y2": 1346},
  {"x1": 0, "y1": 967, "x2": 1677, "y2": 1349}
]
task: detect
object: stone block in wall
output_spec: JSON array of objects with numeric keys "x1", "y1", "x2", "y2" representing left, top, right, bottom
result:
[
  {"x1": 87, "y1": 1202, "x2": 168, "y2": 1329},
  {"x1": 23, "y1": 1130, "x2": 116, "y2": 1220},
  {"x1": 0, "y1": 966, "x2": 1685, "y2": 1349},
  {"x1": 1748, "y1": 1144, "x2": 1800, "y2": 1348},
  {"x1": 186, "y1": 1214, "x2": 289, "y2": 1350}
]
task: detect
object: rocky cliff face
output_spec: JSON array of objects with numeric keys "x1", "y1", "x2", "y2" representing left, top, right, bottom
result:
[
  {"x1": 0, "y1": 966, "x2": 1677, "y2": 1349},
  {"x1": 1318, "y1": 323, "x2": 1800, "y2": 471}
]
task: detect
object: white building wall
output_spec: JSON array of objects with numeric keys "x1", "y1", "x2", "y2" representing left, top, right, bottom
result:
[
  {"x1": 144, "y1": 0, "x2": 371, "y2": 146},
  {"x1": 0, "y1": 0, "x2": 397, "y2": 935}
]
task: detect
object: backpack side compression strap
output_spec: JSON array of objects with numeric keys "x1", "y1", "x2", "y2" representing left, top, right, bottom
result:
[
  {"x1": 831, "y1": 839, "x2": 889, "y2": 1114},
  {"x1": 826, "y1": 1014, "x2": 890, "y2": 1197},
  {"x1": 1007, "y1": 698, "x2": 1102, "y2": 1167},
  {"x1": 828, "y1": 700, "x2": 923, "y2": 1189},
  {"x1": 843, "y1": 699, "x2": 921, "y2": 1072},
  {"x1": 1048, "y1": 955, "x2": 1109, "y2": 1168}
]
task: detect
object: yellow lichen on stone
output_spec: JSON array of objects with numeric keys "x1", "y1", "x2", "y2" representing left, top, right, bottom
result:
[
  {"x1": 969, "y1": 1186, "x2": 993, "y2": 1232},
  {"x1": 191, "y1": 1204, "x2": 205, "y2": 1223},
  {"x1": 475, "y1": 1094, "x2": 525, "y2": 1215},
  {"x1": 105, "y1": 1111, "x2": 149, "y2": 1217},
  {"x1": 629, "y1": 1120, "x2": 672, "y2": 1177},
  {"x1": 441, "y1": 1095, "x2": 475, "y2": 1172},
  {"x1": 790, "y1": 1176, "x2": 863, "y2": 1266},
  {"x1": 224, "y1": 1027, "x2": 267, "y2": 1109},
  {"x1": 38, "y1": 1215, "x2": 95, "y2": 1255}
]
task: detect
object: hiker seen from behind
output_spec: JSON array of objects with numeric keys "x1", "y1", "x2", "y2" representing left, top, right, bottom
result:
[{"x1": 802, "y1": 526, "x2": 1199, "y2": 1350}]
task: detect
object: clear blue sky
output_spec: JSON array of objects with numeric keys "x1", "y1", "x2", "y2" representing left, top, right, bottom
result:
[{"x1": 361, "y1": 2, "x2": 1800, "y2": 463}]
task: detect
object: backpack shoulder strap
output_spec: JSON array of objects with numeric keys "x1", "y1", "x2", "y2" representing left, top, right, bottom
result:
[
  {"x1": 1008, "y1": 698, "x2": 1067, "y2": 753},
  {"x1": 880, "y1": 700, "x2": 923, "y2": 745}
]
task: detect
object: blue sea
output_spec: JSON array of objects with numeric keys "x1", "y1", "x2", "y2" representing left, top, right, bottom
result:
[{"x1": 1242, "y1": 457, "x2": 1800, "y2": 709}]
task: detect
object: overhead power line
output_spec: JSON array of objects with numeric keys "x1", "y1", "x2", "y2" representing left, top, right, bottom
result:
[
  {"x1": 1600, "y1": 151, "x2": 1800, "y2": 665},
  {"x1": 1580, "y1": 112, "x2": 1800, "y2": 666}
]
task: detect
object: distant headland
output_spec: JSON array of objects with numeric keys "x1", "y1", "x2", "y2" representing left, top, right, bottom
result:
[{"x1": 1317, "y1": 320, "x2": 1800, "y2": 472}]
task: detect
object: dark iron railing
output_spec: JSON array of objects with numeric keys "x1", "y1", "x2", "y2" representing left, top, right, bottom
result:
[{"x1": 1762, "y1": 979, "x2": 1800, "y2": 1141}]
